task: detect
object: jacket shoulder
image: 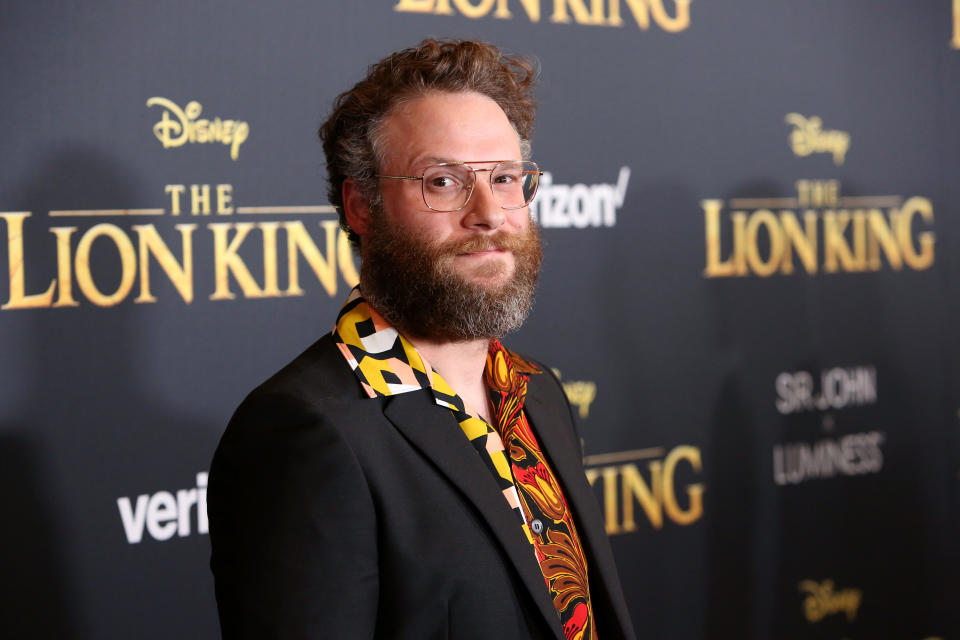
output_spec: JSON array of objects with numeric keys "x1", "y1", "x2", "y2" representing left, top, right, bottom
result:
[
  {"x1": 252, "y1": 332, "x2": 365, "y2": 404},
  {"x1": 215, "y1": 333, "x2": 381, "y2": 468}
]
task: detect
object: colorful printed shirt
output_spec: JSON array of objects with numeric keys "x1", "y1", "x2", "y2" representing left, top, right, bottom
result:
[{"x1": 332, "y1": 288, "x2": 597, "y2": 640}]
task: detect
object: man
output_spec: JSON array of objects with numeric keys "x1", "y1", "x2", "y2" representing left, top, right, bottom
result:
[{"x1": 209, "y1": 39, "x2": 636, "y2": 640}]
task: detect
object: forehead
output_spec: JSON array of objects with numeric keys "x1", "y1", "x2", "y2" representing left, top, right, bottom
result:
[{"x1": 377, "y1": 91, "x2": 522, "y2": 169}]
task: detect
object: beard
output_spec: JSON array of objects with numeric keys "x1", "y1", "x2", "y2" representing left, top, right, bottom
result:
[{"x1": 359, "y1": 216, "x2": 543, "y2": 342}]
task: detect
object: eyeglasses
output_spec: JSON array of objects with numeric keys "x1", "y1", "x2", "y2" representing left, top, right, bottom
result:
[{"x1": 375, "y1": 160, "x2": 543, "y2": 213}]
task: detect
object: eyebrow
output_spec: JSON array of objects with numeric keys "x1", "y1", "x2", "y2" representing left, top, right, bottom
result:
[
  {"x1": 418, "y1": 156, "x2": 454, "y2": 166},
  {"x1": 401, "y1": 156, "x2": 450, "y2": 173},
  {"x1": 417, "y1": 157, "x2": 515, "y2": 166}
]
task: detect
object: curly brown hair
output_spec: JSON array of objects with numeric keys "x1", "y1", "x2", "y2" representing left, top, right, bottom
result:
[{"x1": 318, "y1": 38, "x2": 538, "y2": 248}]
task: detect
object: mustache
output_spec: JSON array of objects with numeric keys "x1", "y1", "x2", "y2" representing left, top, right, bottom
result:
[{"x1": 443, "y1": 231, "x2": 532, "y2": 255}]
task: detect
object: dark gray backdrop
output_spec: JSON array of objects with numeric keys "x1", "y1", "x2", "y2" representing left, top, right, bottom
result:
[{"x1": 1, "y1": 1, "x2": 957, "y2": 638}]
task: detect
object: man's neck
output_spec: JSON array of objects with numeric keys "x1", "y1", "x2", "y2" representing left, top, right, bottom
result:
[{"x1": 408, "y1": 336, "x2": 493, "y2": 423}]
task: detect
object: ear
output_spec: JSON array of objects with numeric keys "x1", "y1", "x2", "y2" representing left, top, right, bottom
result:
[{"x1": 342, "y1": 178, "x2": 372, "y2": 237}]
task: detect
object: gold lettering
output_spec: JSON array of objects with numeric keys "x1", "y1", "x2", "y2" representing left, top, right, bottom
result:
[
  {"x1": 823, "y1": 211, "x2": 857, "y2": 273},
  {"x1": 396, "y1": 0, "x2": 686, "y2": 29},
  {"x1": 799, "y1": 579, "x2": 862, "y2": 623},
  {"x1": 492, "y1": 0, "x2": 540, "y2": 19},
  {"x1": 259, "y1": 222, "x2": 281, "y2": 297},
  {"x1": 51, "y1": 227, "x2": 79, "y2": 307},
  {"x1": 394, "y1": 0, "x2": 441, "y2": 11},
  {"x1": 606, "y1": 0, "x2": 623, "y2": 24},
  {"x1": 146, "y1": 98, "x2": 248, "y2": 160},
  {"x1": 897, "y1": 196, "x2": 935, "y2": 270},
  {"x1": 147, "y1": 98, "x2": 190, "y2": 148},
  {"x1": 74, "y1": 224, "x2": 137, "y2": 307},
  {"x1": 216, "y1": 184, "x2": 234, "y2": 215},
  {"x1": 621, "y1": 461, "x2": 663, "y2": 531},
  {"x1": 866, "y1": 209, "x2": 902, "y2": 270},
  {"x1": 602, "y1": 466, "x2": 622, "y2": 534},
  {"x1": 585, "y1": 468, "x2": 599, "y2": 488},
  {"x1": 190, "y1": 184, "x2": 211, "y2": 215},
  {"x1": 284, "y1": 220, "x2": 339, "y2": 297},
  {"x1": 645, "y1": 0, "x2": 689, "y2": 31},
  {"x1": 796, "y1": 180, "x2": 811, "y2": 207},
  {"x1": 591, "y1": 0, "x2": 604, "y2": 22},
  {"x1": 209, "y1": 223, "x2": 264, "y2": 300},
  {"x1": 953, "y1": 0, "x2": 960, "y2": 49},
  {"x1": 703, "y1": 199, "x2": 737, "y2": 277},
  {"x1": 452, "y1": 0, "x2": 495, "y2": 17},
  {"x1": 587, "y1": 446, "x2": 705, "y2": 534},
  {"x1": 396, "y1": 0, "x2": 686, "y2": 28},
  {"x1": 585, "y1": 467, "x2": 599, "y2": 490},
  {"x1": 786, "y1": 114, "x2": 850, "y2": 165},
  {"x1": 662, "y1": 445, "x2": 704, "y2": 525},
  {"x1": 796, "y1": 179, "x2": 839, "y2": 208},
  {"x1": 779, "y1": 210, "x2": 818, "y2": 275},
  {"x1": 610, "y1": 0, "x2": 689, "y2": 31},
  {"x1": 230, "y1": 122, "x2": 249, "y2": 161},
  {"x1": 731, "y1": 212, "x2": 747, "y2": 275},
  {"x1": 704, "y1": 195, "x2": 933, "y2": 277},
  {"x1": 1, "y1": 212, "x2": 56, "y2": 309},
  {"x1": 851, "y1": 210, "x2": 867, "y2": 269},
  {"x1": 743, "y1": 209, "x2": 784, "y2": 277},
  {"x1": 551, "y1": 0, "x2": 603, "y2": 24},
  {"x1": 562, "y1": 380, "x2": 597, "y2": 418},
  {"x1": 133, "y1": 224, "x2": 196, "y2": 304},
  {"x1": 165, "y1": 184, "x2": 185, "y2": 216},
  {"x1": 825, "y1": 180, "x2": 840, "y2": 206}
]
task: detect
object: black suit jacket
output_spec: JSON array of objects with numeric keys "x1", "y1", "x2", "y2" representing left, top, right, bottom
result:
[{"x1": 209, "y1": 334, "x2": 636, "y2": 639}]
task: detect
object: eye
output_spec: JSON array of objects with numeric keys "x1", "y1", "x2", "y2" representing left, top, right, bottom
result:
[
  {"x1": 492, "y1": 162, "x2": 525, "y2": 186},
  {"x1": 422, "y1": 165, "x2": 469, "y2": 192},
  {"x1": 426, "y1": 174, "x2": 460, "y2": 189}
]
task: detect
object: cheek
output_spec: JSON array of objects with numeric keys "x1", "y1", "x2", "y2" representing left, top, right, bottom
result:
[
  {"x1": 382, "y1": 182, "x2": 430, "y2": 217},
  {"x1": 420, "y1": 219, "x2": 459, "y2": 244},
  {"x1": 383, "y1": 194, "x2": 434, "y2": 229},
  {"x1": 388, "y1": 210, "x2": 457, "y2": 243},
  {"x1": 505, "y1": 209, "x2": 532, "y2": 230}
]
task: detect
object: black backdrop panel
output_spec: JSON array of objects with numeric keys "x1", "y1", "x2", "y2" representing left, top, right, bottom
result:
[{"x1": 1, "y1": 2, "x2": 957, "y2": 638}]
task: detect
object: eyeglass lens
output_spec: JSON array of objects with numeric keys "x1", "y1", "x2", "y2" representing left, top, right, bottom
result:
[{"x1": 421, "y1": 161, "x2": 539, "y2": 212}]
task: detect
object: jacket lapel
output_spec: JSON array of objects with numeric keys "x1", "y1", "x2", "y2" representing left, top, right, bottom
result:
[
  {"x1": 382, "y1": 391, "x2": 565, "y2": 639},
  {"x1": 523, "y1": 375, "x2": 637, "y2": 640}
]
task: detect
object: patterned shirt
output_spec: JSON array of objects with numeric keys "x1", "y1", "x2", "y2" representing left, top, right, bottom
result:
[{"x1": 333, "y1": 288, "x2": 596, "y2": 639}]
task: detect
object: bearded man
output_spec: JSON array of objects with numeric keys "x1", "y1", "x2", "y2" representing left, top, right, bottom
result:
[{"x1": 208, "y1": 39, "x2": 636, "y2": 640}]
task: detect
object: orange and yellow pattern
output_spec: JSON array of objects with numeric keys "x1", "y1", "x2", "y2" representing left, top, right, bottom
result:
[{"x1": 486, "y1": 342, "x2": 596, "y2": 640}]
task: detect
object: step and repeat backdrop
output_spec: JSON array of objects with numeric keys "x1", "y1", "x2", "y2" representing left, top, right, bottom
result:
[{"x1": 1, "y1": 1, "x2": 957, "y2": 638}]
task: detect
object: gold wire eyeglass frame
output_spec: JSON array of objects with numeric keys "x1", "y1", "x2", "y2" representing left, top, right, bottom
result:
[{"x1": 375, "y1": 160, "x2": 543, "y2": 212}]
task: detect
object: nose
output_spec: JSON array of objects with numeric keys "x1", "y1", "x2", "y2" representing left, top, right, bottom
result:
[{"x1": 461, "y1": 172, "x2": 505, "y2": 230}]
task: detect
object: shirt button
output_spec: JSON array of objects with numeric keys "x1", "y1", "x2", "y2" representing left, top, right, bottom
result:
[{"x1": 531, "y1": 519, "x2": 544, "y2": 534}]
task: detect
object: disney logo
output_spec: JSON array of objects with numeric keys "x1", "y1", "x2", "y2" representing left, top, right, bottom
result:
[
  {"x1": 785, "y1": 113, "x2": 850, "y2": 166},
  {"x1": 552, "y1": 369, "x2": 598, "y2": 419},
  {"x1": 799, "y1": 578, "x2": 861, "y2": 623},
  {"x1": 146, "y1": 97, "x2": 249, "y2": 161}
]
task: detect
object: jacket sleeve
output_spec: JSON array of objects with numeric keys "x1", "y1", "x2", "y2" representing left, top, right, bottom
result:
[{"x1": 208, "y1": 391, "x2": 379, "y2": 639}]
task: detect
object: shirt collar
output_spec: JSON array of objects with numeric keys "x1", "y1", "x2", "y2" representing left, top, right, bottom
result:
[
  {"x1": 332, "y1": 287, "x2": 540, "y2": 407},
  {"x1": 332, "y1": 287, "x2": 435, "y2": 399}
]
